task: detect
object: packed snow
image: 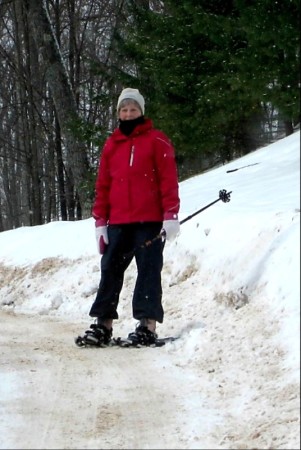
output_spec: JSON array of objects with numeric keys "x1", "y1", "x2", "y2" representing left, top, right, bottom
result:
[{"x1": 0, "y1": 131, "x2": 300, "y2": 449}]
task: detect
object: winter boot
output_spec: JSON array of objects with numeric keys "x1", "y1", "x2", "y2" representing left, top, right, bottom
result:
[{"x1": 127, "y1": 321, "x2": 158, "y2": 347}]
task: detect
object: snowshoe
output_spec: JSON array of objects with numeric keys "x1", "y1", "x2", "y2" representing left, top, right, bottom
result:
[
  {"x1": 113, "y1": 336, "x2": 176, "y2": 348},
  {"x1": 75, "y1": 323, "x2": 112, "y2": 348},
  {"x1": 118, "y1": 325, "x2": 158, "y2": 347}
]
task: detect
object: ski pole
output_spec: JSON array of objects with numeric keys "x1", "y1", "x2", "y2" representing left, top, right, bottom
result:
[
  {"x1": 140, "y1": 189, "x2": 232, "y2": 249},
  {"x1": 179, "y1": 189, "x2": 232, "y2": 225}
]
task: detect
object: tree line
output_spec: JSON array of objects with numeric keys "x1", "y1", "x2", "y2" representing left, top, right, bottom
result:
[{"x1": 0, "y1": 0, "x2": 299, "y2": 231}]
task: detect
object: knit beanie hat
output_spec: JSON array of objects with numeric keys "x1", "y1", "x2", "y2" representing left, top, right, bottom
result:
[{"x1": 117, "y1": 88, "x2": 145, "y2": 114}]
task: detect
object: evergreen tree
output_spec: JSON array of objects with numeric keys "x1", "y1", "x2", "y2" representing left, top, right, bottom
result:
[
  {"x1": 113, "y1": 0, "x2": 300, "y2": 178},
  {"x1": 234, "y1": 0, "x2": 300, "y2": 135}
]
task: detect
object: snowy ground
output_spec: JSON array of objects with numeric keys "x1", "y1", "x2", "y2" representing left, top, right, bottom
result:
[{"x1": 0, "y1": 131, "x2": 300, "y2": 449}]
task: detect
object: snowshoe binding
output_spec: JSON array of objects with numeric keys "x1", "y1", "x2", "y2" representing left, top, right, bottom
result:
[
  {"x1": 115, "y1": 324, "x2": 158, "y2": 348},
  {"x1": 75, "y1": 322, "x2": 112, "y2": 348}
]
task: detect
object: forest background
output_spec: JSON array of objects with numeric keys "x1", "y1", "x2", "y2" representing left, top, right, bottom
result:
[{"x1": 0, "y1": 0, "x2": 299, "y2": 231}]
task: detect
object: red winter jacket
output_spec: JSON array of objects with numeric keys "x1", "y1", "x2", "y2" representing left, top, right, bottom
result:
[{"x1": 92, "y1": 118, "x2": 180, "y2": 224}]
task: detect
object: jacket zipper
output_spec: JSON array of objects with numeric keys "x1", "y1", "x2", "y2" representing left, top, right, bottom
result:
[{"x1": 129, "y1": 145, "x2": 135, "y2": 166}]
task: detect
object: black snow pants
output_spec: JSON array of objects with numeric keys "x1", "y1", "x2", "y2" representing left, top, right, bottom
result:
[{"x1": 89, "y1": 222, "x2": 165, "y2": 323}]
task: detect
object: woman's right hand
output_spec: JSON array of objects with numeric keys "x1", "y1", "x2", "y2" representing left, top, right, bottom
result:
[{"x1": 95, "y1": 219, "x2": 109, "y2": 255}]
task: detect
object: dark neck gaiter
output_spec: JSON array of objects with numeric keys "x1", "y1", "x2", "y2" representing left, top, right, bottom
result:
[{"x1": 119, "y1": 116, "x2": 145, "y2": 136}]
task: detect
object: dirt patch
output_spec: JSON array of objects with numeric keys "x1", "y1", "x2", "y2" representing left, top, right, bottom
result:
[
  {"x1": 0, "y1": 264, "x2": 29, "y2": 288},
  {"x1": 30, "y1": 257, "x2": 71, "y2": 277}
]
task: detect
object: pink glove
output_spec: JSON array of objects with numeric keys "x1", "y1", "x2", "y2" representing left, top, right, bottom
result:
[
  {"x1": 95, "y1": 219, "x2": 109, "y2": 255},
  {"x1": 161, "y1": 213, "x2": 180, "y2": 241}
]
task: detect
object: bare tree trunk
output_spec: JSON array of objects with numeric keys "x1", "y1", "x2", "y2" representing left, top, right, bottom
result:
[
  {"x1": 22, "y1": 7, "x2": 43, "y2": 225},
  {"x1": 54, "y1": 115, "x2": 68, "y2": 221},
  {"x1": 284, "y1": 120, "x2": 294, "y2": 136}
]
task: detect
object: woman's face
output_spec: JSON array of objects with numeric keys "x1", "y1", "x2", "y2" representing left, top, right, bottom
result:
[{"x1": 118, "y1": 100, "x2": 142, "y2": 120}]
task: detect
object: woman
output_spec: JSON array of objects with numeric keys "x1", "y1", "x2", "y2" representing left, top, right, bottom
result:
[{"x1": 82, "y1": 87, "x2": 180, "y2": 346}]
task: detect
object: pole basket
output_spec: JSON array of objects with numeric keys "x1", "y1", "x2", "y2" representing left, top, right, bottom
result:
[{"x1": 219, "y1": 189, "x2": 231, "y2": 203}]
